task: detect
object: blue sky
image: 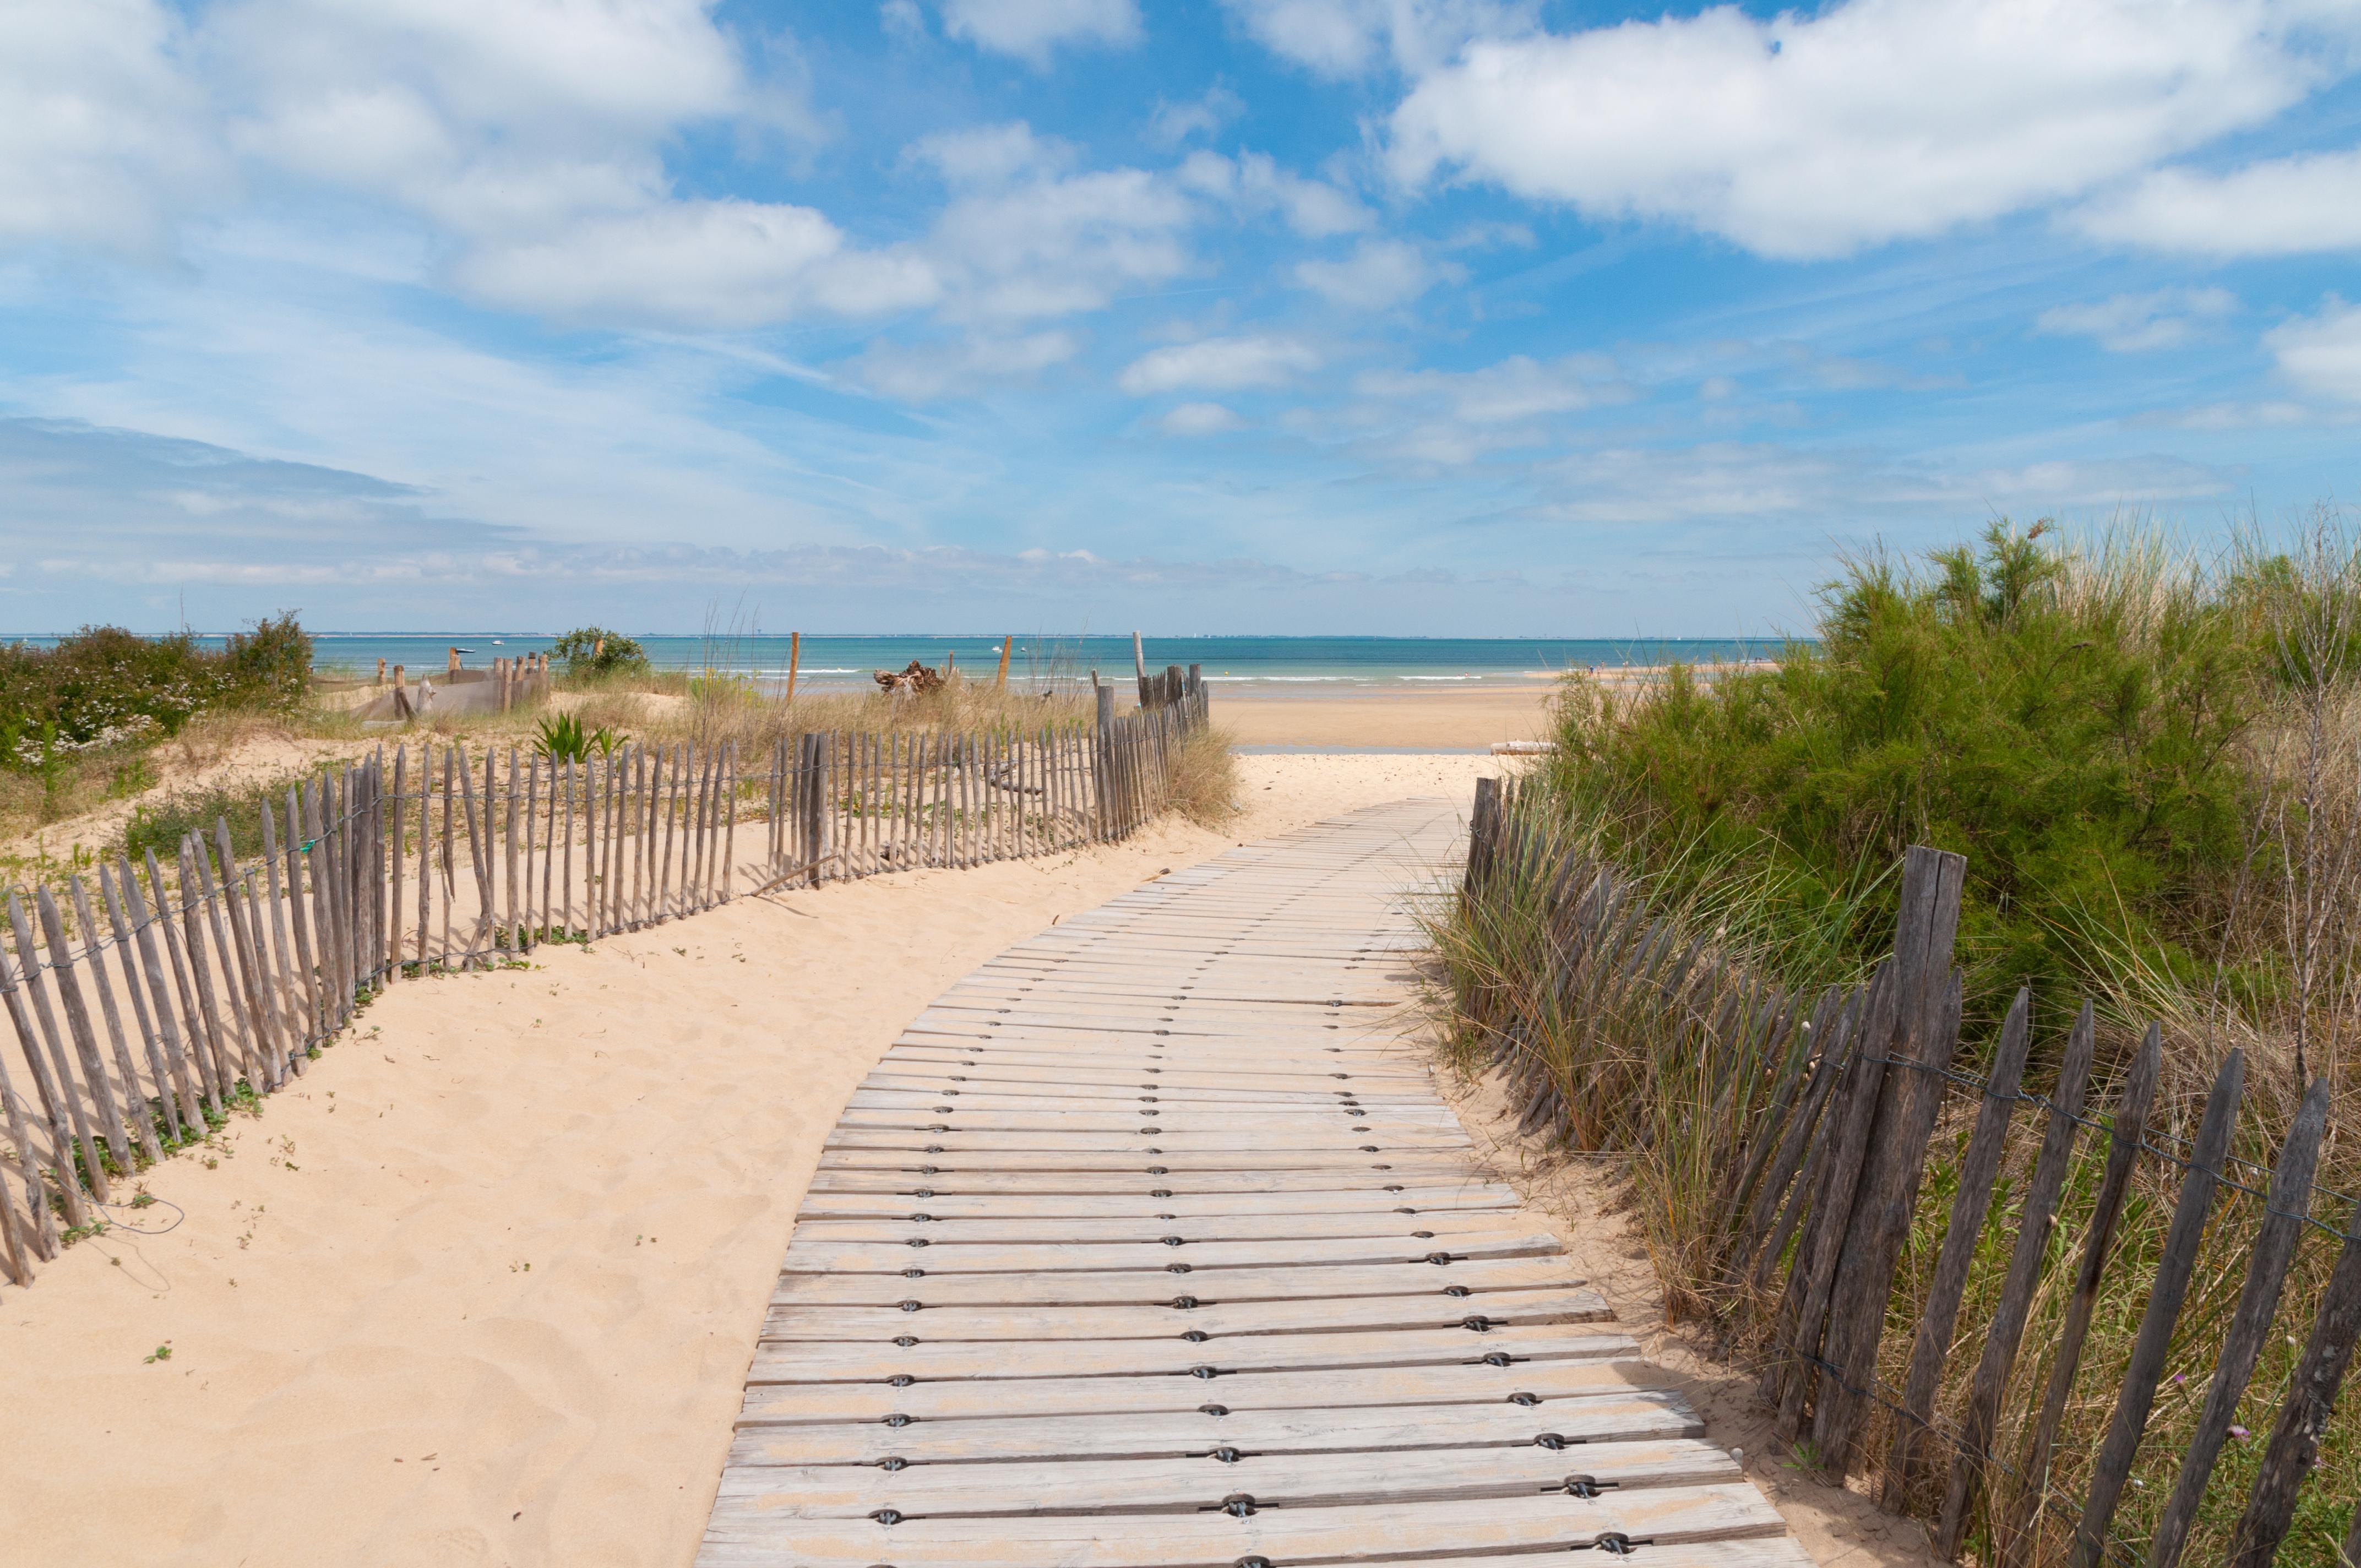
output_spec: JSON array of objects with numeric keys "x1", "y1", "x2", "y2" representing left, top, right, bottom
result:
[{"x1": 2, "y1": 0, "x2": 2358, "y2": 636}]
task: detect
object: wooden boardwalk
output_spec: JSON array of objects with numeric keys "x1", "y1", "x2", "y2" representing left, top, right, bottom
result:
[{"x1": 698, "y1": 799, "x2": 1808, "y2": 1568}]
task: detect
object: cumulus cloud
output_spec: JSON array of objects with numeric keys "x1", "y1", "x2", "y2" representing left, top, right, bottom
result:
[
  {"x1": 1158, "y1": 401, "x2": 1247, "y2": 434},
  {"x1": 1150, "y1": 85, "x2": 1245, "y2": 145},
  {"x1": 1219, "y1": 0, "x2": 1536, "y2": 79},
  {"x1": 1119, "y1": 335, "x2": 1322, "y2": 394},
  {"x1": 1179, "y1": 150, "x2": 1369, "y2": 237},
  {"x1": 1389, "y1": 0, "x2": 2345, "y2": 259},
  {"x1": 2266, "y1": 297, "x2": 2361, "y2": 402},
  {"x1": 454, "y1": 201, "x2": 938, "y2": 329},
  {"x1": 917, "y1": 123, "x2": 1199, "y2": 320},
  {"x1": 2074, "y1": 149, "x2": 2361, "y2": 256},
  {"x1": 2036, "y1": 288, "x2": 2239, "y2": 352},
  {"x1": 1296, "y1": 238, "x2": 1462, "y2": 308},
  {"x1": 941, "y1": 0, "x2": 1142, "y2": 62}
]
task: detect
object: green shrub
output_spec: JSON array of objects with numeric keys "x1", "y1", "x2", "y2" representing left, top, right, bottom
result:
[
  {"x1": 551, "y1": 627, "x2": 650, "y2": 678},
  {"x1": 0, "y1": 615, "x2": 312, "y2": 773},
  {"x1": 1541, "y1": 521, "x2": 2273, "y2": 1033}
]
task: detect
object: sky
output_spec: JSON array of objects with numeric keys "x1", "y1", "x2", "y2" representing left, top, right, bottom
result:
[{"x1": 2, "y1": 0, "x2": 2358, "y2": 638}]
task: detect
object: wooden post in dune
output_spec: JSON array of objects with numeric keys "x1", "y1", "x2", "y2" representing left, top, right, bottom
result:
[
  {"x1": 448, "y1": 646, "x2": 461, "y2": 676},
  {"x1": 1132, "y1": 631, "x2": 1149, "y2": 707},
  {"x1": 996, "y1": 636, "x2": 1011, "y2": 689},
  {"x1": 785, "y1": 631, "x2": 801, "y2": 704},
  {"x1": 376, "y1": 657, "x2": 386, "y2": 684},
  {"x1": 1093, "y1": 684, "x2": 1115, "y2": 842}
]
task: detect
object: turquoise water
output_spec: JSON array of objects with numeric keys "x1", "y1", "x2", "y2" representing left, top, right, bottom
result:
[{"x1": 9, "y1": 633, "x2": 1791, "y2": 691}]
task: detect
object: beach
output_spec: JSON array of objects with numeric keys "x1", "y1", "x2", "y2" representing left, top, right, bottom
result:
[
  {"x1": 1216, "y1": 682, "x2": 1556, "y2": 749},
  {"x1": 0, "y1": 751, "x2": 1499, "y2": 1568}
]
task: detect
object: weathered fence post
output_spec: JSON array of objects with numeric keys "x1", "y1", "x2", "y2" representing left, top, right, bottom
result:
[
  {"x1": 2072, "y1": 1048, "x2": 2245, "y2": 1568},
  {"x1": 1093, "y1": 684, "x2": 1115, "y2": 842},
  {"x1": 2229, "y1": 1179, "x2": 2361, "y2": 1567},
  {"x1": 1810, "y1": 844, "x2": 1966, "y2": 1478},
  {"x1": 2147, "y1": 1074, "x2": 2331, "y2": 1568},
  {"x1": 1935, "y1": 1001, "x2": 2099, "y2": 1555}
]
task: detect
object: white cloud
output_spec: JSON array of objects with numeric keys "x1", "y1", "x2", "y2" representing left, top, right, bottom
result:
[
  {"x1": 1444, "y1": 219, "x2": 1535, "y2": 251},
  {"x1": 2074, "y1": 149, "x2": 2361, "y2": 256},
  {"x1": 940, "y1": 0, "x2": 1141, "y2": 62},
  {"x1": 1296, "y1": 238, "x2": 1462, "y2": 309},
  {"x1": 453, "y1": 200, "x2": 938, "y2": 329},
  {"x1": 1528, "y1": 442, "x2": 2233, "y2": 525},
  {"x1": 1158, "y1": 401, "x2": 1247, "y2": 434},
  {"x1": 1150, "y1": 85, "x2": 1245, "y2": 145},
  {"x1": 1179, "y1": 150, "x2": 1370, "y2": 237},
  {"x1": 186, "y1": 0, "x2": 865, "y2": 330},
  {"x1": 1357, "y1": 352, "x2": 1623, "y2": 422},
  {"x1": 2036, "y1": 288, "x2": 2239, "y2": 352},
  {"x1": 2267, "y1": 297, "x2": 2361, "y2": 402},
  {"x1": 1220, "y1": 0, "x2": 1536, "y2": 79},
  {"x1": 1119, "y1": 335, "x2": 1322, "y2": 394},
  {"x1": 851, "y1": 330, "x2": 1080, "y2": 400},
  {"x1": 918, "y1": 124, "x2": 1199, "y2": 320},
  {"x1": 1389, "y1": 0, "x2": 2344, "y2": 259},
  {"x1": 0, "y1": 0, "x2": 222, "y2": 252}
]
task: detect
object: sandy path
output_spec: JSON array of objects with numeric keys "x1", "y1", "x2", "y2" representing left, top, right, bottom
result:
[{"x1": 0, "y1": 753, "x2": 1494, "y2": 1568}]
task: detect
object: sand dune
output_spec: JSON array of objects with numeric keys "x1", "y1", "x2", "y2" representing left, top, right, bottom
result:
[{"x1": 0, "y1": 753, "x2": 1497, "y2": 1568}]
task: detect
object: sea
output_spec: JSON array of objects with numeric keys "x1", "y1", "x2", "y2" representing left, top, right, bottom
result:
[{"x1": 8, "y1": 632, "x2": 1791, "y2": 693}]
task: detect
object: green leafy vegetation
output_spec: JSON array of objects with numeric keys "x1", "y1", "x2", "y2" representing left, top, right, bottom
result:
[
  {"x1": 531, "y1": 711, "x2": 625, "y2": 762},
  {"x1": 1538, "y1": 520, "x2": 2358, "y2": 1070},
  {"x1": 550, "y1": 627, "x2": 650, "y2": 679},
  {"x1": 0, "y1": 614, "x2": 312, "y2": 776}
]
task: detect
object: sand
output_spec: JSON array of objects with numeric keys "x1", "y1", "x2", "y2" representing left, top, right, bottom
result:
[
  {"x1": 1216, "y1": 683, "x2": 1555, "y2": 749},
  {"x1": 0, "y1": 752, "x2": 1498, "y2": 1568}
]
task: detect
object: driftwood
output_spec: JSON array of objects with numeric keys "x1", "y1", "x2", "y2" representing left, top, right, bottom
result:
[{"x1": 875, "y1": 660, "x2": 945, "y2": 698}]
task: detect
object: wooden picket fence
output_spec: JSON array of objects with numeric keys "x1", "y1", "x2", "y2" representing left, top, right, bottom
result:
[
  {"x1": 1461, "y1": 776, "x2": 2361, "y2": 1568},
  {"x1": 0, "y1": 676, "x2": 1210, "y2": 1293}
]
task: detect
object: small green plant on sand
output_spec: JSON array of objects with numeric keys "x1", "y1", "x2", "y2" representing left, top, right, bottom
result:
[{"x1": 532, "y1": 712, "x2": 623, "y2": 763}]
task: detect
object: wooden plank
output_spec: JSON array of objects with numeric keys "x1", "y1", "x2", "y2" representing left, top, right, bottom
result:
[
  {"x1": 773, "y1": 1254, "x2": 1584, "y2": 1309},
  {"x1": 730, "y1": 1386, "x2": 1700, "y2": 1463},
  {"x1": 715, "y1": 1435, "x2": 1740, "y2": 1516},
  {"x1": 697, "y1": 1483, "x2": 1785, "y2": 1567},
  {"x1": 777, "y1": 1229, "x2": 1563, "y2": 1275},
  {"x1": 795, "y1": 1184, "x2": 1520, "y2": 1217},
  {"x1": 763, "y1": 1284, "x2": 1608, "y2": 1341},
  {"x1": 785, "y1": 1210, "x2": 1519, "y2": 1244}
]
